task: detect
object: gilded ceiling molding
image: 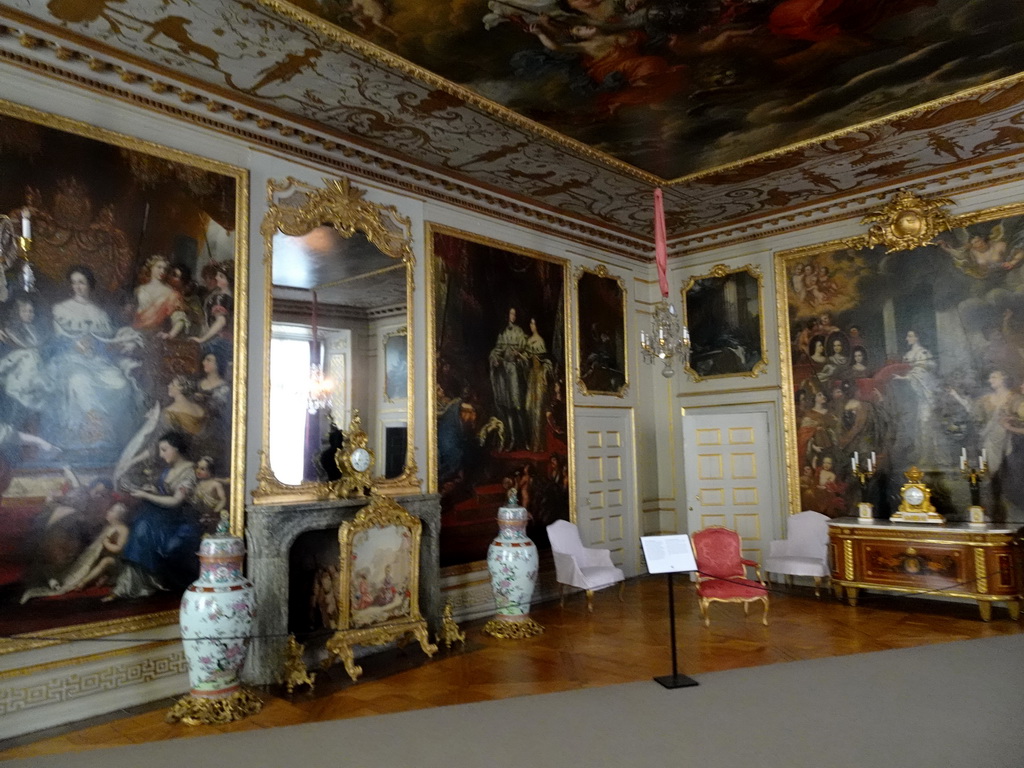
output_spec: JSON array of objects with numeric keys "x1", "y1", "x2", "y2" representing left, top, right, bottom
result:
[
  {"x1": 674, "y1": 158, "x2": 1024, "y2": 257},
  {"x1": 662, "y1": 72, "x2": 1024, "y2": 187},
  {"x1": 861, "y1": 190, "x2": 955, "y2": 252},
  {"x1": 0, "y1": 23, "x2": 650, "y2": 261}
]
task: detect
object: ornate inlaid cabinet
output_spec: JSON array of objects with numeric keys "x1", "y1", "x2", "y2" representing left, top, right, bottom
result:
[{"x1": 827, "y1": 519, "x2": 1023, "y2": 621}]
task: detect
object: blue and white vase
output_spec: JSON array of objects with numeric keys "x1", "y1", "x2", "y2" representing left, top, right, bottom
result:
[
  {"x1": 169, "y1": 530, "x2": 263, "y2": 724},
  {"x1": 483, "y1": 489, "x2": 543, "y2": 639}
]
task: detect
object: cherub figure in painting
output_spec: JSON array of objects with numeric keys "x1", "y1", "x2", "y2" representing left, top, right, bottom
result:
[
  {"x1": 56, "y1": 502, "x2": 130, "y2": 594},
  {"x1": 938, "y1": 224, "x2": 1024, "y2": 277},
  {"x1": 194, "y1": 455, "x2": 228, "y2": 533}
]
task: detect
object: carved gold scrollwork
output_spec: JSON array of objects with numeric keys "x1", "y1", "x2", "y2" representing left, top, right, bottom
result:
[{"x1": 861, "y1": 189, "x2": 955, "y2": 252}]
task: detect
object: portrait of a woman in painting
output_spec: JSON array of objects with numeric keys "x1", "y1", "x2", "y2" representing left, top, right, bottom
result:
[
  {"x1": 431, "y1": 228, "x2": 571, "y2": 568},
  {"x1": 0, "y1": 105, "x2": 241, "y2": 641}
]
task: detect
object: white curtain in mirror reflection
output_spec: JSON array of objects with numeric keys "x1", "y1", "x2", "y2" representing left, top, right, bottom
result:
[{"x1": 270, "y1": 335, "x2": 312, "y2": 485}]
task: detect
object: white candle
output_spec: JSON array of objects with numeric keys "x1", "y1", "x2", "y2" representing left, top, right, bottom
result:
[
  {"x1": 867, "y1": 458, "x2": 873, "y2": 473},
  {"x1": 853, "y1": 451, "x2": 859, "y2": 466},
  {"x1": 961, "y1": 447, "x2": 967, "y2": 460},
  {"x1": 961, "y1": 456, "x2": 967, "y2": 471},
  {"x1": 21, "y1": 208, "x2": 30, "y2": 239},
  {"x1": 851, "y1": 456, "x2": 857, "y2": 472},
  {"x1": 870, "y1": 451, "x2": 876, "y2": 466}
]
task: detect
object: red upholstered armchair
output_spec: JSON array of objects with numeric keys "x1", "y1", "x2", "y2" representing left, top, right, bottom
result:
[{"x1": 692, "y1": 526, "x2": 769, "y2": 628}]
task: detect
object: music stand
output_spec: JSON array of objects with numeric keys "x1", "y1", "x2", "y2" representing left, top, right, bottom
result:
[{"x1": 641, "y1": 535, "x2": 699, "y2": 689}]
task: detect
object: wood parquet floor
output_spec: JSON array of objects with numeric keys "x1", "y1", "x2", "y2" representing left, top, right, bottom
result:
[{"x1": 2, "y1": 576, "x2": 1021, "y2": 761}]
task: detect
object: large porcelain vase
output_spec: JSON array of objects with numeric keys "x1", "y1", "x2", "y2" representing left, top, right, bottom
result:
[
  {"x1": 484, "y1": 490, "x2": 543, "y2": 639},
  {"x1": 169, "y1": 532, "x2": 262, "y2": 724}
]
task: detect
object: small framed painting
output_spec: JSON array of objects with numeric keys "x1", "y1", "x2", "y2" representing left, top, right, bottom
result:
[
  {"x1": 576, "y1": 265, "x2": 628, "y2": 397},
  {"x1": 682, "y1": 264, "x2": 767, "y2": 382}
]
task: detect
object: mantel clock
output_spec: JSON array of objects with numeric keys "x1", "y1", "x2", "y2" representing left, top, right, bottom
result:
[{"x1": 890, "y1": 466, "x2": 944, "y2": 524}]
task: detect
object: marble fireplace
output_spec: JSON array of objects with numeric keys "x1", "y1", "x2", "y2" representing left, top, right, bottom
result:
[{"x1": 243, "y1": 494, "x2": 441, "y2": 685}]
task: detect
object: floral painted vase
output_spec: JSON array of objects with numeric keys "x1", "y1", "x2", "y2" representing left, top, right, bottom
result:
[
  {"x1": 170, "y1": 532, "x2": 262, "y2": 724},
  {"x1": 484, "y1": 489, "x2": 543, "y2": 639}
]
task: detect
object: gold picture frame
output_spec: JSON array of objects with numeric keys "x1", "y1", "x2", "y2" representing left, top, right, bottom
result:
[
  {"x1": 682, "y1": 264, "x2": 767, "y2": 382},
  {"x1": 426, "y1": 224, "x2": 574, "y2": 569},
  {"x1": 776, "y1": 190, "x2": 1024, "y2": 518},
  {"x1": 0, "y1": 99, "x2": 248, "y2": 654},
  {"x1": 575, "y1": 265, "x2": 629, "y2": 397},
  {"x1": 325, "y1": 494, "x2": 437, "y2": 681}
]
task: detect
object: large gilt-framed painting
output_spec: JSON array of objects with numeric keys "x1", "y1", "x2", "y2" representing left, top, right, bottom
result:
[
  {"x1": 683, "y1": 264, "x2": 767, "y2": 382},
  {"x1": 0, "y1": 100, "x2": 247, "y2": 652},
  {"x1": 428, "y1": 225, "x2": 572, "y2": 568},
  {"x1": 576, "y1": 265, "x2": 627, "y2": 397},
  {"x1": 778, "y1": 191, "x2": 1024, "y2": 523}
]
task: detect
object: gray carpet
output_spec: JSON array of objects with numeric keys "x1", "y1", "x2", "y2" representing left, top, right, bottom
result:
[{"x1": 8, "y1": 635, "x2": 1023, "y2": 768}]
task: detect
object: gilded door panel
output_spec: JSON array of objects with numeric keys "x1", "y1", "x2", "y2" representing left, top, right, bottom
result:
[
  {"x1": 576, "y1": 410, "x2": 639, "y2": 576},
  {"x1": 684, "y1": 411, "x2": 774, "y2": 564}
]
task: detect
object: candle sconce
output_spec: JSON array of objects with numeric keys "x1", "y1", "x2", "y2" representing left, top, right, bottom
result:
[{"x1": 851, "y1": 452, "x2": 876, "y2": 522}]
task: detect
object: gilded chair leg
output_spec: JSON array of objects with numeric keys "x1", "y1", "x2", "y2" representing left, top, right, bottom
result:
[
  {"x1": 699, "y1": 600, "x2": 709, "y2": 627},
  {"x1": 813, "y1": 576, "x2": 821, "y2": 598},
  {"x1": 585, "y1": 590, "x2": 594, "y2": 613},
  {"x1": 743, "y1": 601, "x2": 750, "y2": 617},
  {"x1": 618, "y1": 581, "x2": 625, "y2": 602},
  {"x1": 761, "y1": 598, "x2": 769, "y2": 626}
]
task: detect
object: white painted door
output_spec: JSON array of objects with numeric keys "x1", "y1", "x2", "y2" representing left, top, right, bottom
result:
[
  {"x1": 683, "y1": 411, "x2": 774, "y2": 565},
  {"x1": 575, "y1": 409, "x2": 639, "y2": 577}
]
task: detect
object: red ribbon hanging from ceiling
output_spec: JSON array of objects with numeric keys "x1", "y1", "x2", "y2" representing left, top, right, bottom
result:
[{"x1": 654, "y1": 188, "x2": 669, "y2": 298}]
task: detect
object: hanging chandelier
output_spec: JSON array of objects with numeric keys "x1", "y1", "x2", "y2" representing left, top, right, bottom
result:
[
  {"x1": 639, "y1": 189, "x2": 690, "y2": 378},
  {"x1": 640, "y1": 300, "x2": 690, "y2": 378}
]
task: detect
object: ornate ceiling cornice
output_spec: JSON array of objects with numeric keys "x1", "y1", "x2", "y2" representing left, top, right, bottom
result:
[
  {"x1": 2, "y1": 1, "x2": 1024, "y2": 257},
  {"x1": 0, "y1": 15, "x2": 652, "y2": 261}
]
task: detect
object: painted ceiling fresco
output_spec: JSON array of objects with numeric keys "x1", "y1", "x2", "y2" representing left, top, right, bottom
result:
[
  {"x1": 284, "y1": 0, "x2": 1024, "y2": 179},
  {"x1": 3, "y1": 0, "x2": 1024, "y2": 241}
]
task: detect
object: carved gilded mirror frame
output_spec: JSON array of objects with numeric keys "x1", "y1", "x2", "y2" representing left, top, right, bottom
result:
[
  {"x1": 253, "y1": 176, "x2": 420, "y2": 503},
  {"x1": 681, "y1": 263, "x2": 768, "y2": 382}
]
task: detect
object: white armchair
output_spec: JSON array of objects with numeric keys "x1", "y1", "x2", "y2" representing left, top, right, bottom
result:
[
  {"x1": 764, "y1": 510, "x2": 830, "y2": 597},
  {"x1": 547, "y1": 520, "x2": 625, "y2": 612}
]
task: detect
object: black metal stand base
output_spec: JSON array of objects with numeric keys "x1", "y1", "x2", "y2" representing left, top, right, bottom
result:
[
  {"x1": 653, "y1": 570, "x2": 699, "y2": 690},
  {"x1": 654, "y1": 673, "x2": 699, "y2": 689}
]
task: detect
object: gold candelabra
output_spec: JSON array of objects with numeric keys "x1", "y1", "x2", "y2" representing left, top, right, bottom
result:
[
  {"x1": 960, "y1": 452, "x2": 988, "y2": 508},
  {"x1": 851, "y1": 451, "x2": 876, "y2": 503},
  {"x1": 1, "y1": 207, "x2": 34, "y2": 292}
]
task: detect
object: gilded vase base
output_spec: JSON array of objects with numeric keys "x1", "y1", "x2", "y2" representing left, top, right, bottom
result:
[
  {"x1": 166, "y1": 688, "x2": 264, "y2": 725},
  {"x1": 482, "y1": 617, "x2": 544, "y2": 639}
]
